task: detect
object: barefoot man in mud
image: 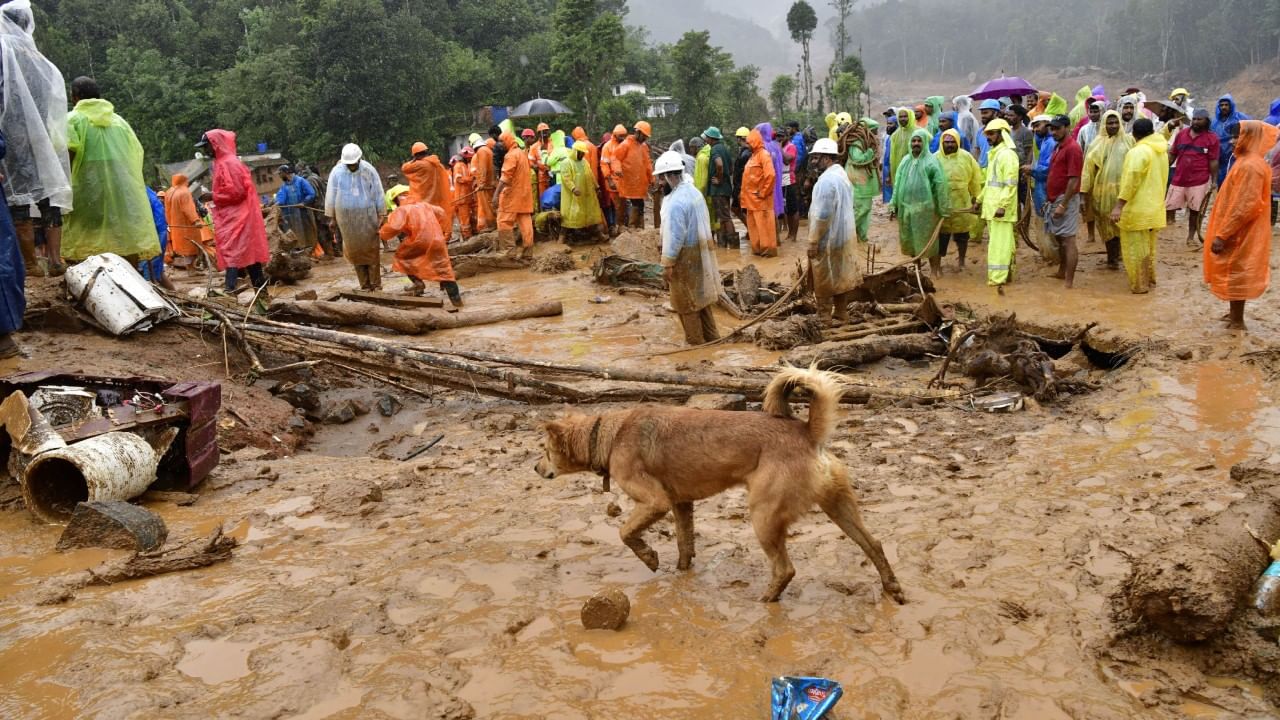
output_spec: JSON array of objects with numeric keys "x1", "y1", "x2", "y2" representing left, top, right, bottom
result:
[
  {"x1": 1045, "y1": 115, "x2": 1083, "y2": 288},
  {"x1": 1204, "y1": 120, "x2": 1279, "y2": 330},
  {"x1": 656, "y1": 150, "x2": 719, "y2": 345}
]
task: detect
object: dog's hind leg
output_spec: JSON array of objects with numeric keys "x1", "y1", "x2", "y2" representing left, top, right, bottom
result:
[
  {"x1": 619, "y1": 502, "x2": 668, "y2": 572},
  {"x1": 673, "y1": 502, "x2": 696, "y2": 571},
  {"x1": 750, "y1": 507, "x2": 796, "y2": 602},
  {"x1": 819, "y1": 487, "x2": 905, "y2": 604}
]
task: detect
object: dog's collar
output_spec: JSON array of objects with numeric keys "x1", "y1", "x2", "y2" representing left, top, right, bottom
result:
[{"x1": 588, "y1": 416, "x2": 610, "y2": 492}]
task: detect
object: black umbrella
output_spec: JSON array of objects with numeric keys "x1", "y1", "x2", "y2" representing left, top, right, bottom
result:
[{"x1": 510, "y1": 97, "x2": 572, "y2": 118}]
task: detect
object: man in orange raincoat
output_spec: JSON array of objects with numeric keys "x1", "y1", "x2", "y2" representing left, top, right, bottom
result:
[
  {"x1": 740, "y1": 128, "x2": 777, "y2": 257},
  {"x1": 471, "y1": 135, "x2": 496, "y2": 232},
  {"x1": 600, "y1": 125, "x2": 627, "y2": 235},
  {"x1": 163, "y1": 173, "x2": 215, "y2": 271},
  {"x1": 451, "y1": 150, "x2": 475, "y2": 239},
  {"x1": 529, "y1": 122, "x2": 554, "y2": 197},
  {"x1": 493, "y1": 132, "x2": 534, "y2": 257},
  {"x1": 401, "y1": 142, "x2": 454, "y2": 240},
  {"x1": 612, "y1": 120, "x2": 654, "y2": 229},
  {"x1": 1204, "y1": 120, "x2": 1280, "y2": 330},
  {"x1": 381, "y1": 187, "x2": 462, "y2": 308}
]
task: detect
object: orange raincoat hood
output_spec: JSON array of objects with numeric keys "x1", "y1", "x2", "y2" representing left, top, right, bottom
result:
[
  {"x1": 500, "y1": 132, "x2": 519, "y2": 151},
  {"x1": 747, "y1": 129, "x2": 764, "y2": 152}
]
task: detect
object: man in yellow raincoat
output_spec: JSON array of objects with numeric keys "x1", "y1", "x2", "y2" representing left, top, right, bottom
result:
[
  {"x1": 980, "y1": 118, "x2": 1019, "y2": 289},
  {"x1": 1111, "y1": 119, "x2": 1167, "y2": 294},
  {"x1": 934, "y1": 128, "x2": 982, "y2": 272},
  {"x1": 1080, "y1": 110, "x2": 1132, "y2": 270},
  {"x1": 560, "y1": 143, "x2": 604, "y2": 244},
  {"x1": 657, "y1": 150, "x2": 719, "y2": 345},
  {"x1": 62, "y1": 77, "x2": 159, "y2": 263}
]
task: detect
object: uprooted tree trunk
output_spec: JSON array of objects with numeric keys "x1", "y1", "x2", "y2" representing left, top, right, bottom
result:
[
  {"x1": 782, "y1": 333, "x2": 946, "y2": 369},
  {"x1": 266, "y1": 300, "x2": 563, "y2": 334},
  {"x1": 450, "y1": 252, "x2": 530, "y2": 278},
  {"x1": 1121, "y1": 465, "x2": 1280, "y2": 643}
]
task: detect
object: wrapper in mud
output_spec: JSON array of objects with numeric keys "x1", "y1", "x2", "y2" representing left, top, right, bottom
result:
[{"x1": 770, "y1": 676, "x2": 842, "y2": 720}]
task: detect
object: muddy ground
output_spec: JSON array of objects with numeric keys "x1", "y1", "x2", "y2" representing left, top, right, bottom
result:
[{"x1": 3, "y1": 201, "x2": 1280, "y2": 719}]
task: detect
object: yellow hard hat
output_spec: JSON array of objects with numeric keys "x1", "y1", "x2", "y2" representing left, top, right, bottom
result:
[
  {"x1": 387, "y1": 186, "x2": 410, "y2": 205},
  {"x1": 1169, "y1": 87, "x2": 1189, "y2": 100},
  {"x1": 735, "y1": 126, "x2": 750, "y2": 138}
]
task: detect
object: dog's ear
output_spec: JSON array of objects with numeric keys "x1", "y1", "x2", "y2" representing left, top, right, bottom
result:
[{"x1": 543, "y1": 419, "x2": 565, "y2": 441}]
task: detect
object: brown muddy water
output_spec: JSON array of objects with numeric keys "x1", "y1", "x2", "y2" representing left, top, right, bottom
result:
[{"x1": 2, "y1": 210, "x2": 1280, "y2": 718}]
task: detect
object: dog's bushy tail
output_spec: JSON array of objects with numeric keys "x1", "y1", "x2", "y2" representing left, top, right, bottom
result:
[{"x1": 762, "y1": 364, "x2": 847, "y2": 446}]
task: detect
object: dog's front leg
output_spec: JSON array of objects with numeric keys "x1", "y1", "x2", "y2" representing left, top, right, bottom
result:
[
  {"x1": 619, "y1": 502, "x2": 667, "y2": 572},
  {"x1": 673, "y1": 502, "x2": 695, "y2": 571}
]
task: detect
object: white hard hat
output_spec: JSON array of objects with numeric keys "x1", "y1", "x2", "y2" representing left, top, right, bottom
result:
[
  {"x1": 654, "y1": 150, "x2": 684, "y2": 175},
  {"x1": 471, "y1": 136, "x2": 486, "y2": 149},
  {"x1": 340, "y1": 143, "x2": 362, "y2": 164},
  {"x1": 812, "y1": 138, "x2": 839, "y2": 155}
]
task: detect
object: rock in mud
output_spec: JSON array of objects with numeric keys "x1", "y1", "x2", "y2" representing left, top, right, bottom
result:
[
  {"x1": 752, "y1": 315, "x2": 824, "y2": 351},
  {"x1": 294, "y1": 289, "x2": 318, "y2": 301},
  {"x1": 274, "y1": 382, "x2": 321, "y2": 412},
  {"x1": 685, "y1": 393, "x2": 747, "y2": 411},
  {"x1": 56, "y1": 501, "x2": 168, "y2": 552},
  {"x1": 376, "y1": 393, "x2": 403, "y2": 417},
  {"x1": 581, "y1": 588, "x2": 630, "y2": 630},
  {"x1": 322, "y1": 399, "x2": 370, "y2": 425}
]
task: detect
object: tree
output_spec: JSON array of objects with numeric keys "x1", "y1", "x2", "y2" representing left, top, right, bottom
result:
[
  {"x1": 670, "y1": 31, "x2": 728, "y2": 137},
  {"x1": 830, "y1": 0, "x2": 855, "y2": 66},
  {"x1": 786, "y1": 1, "x2": 817, "y2": 111},
  {"x1": 831, "y1": 72, "x2": 861, "y2": 118},
  {"x1": 769, "y1": 75, "x2": 796, "y2": 117},
  {"x1": 551, "y1": 0, "x2": 625, "y2": 129}
]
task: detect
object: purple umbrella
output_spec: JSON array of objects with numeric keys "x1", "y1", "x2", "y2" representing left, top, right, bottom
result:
[{"x1": 968, "y1": 76, "x2": 1037, "y2": 102}]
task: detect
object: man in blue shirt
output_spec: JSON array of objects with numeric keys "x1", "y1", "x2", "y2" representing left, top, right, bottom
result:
[{"x1": 275, "y1": 164, "x2": 317, "y2": 252}]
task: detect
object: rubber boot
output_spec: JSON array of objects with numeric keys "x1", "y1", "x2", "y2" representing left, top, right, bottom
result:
[
  {"x1": 1105, "y1": 238, "x2": 1121, "y2": 269},
  {"x1": 495, "y1": 229, "x2": 515, "y2": 253},
  {"x1": 14, "y1": 222, "x2": 44, "y2": 277},
  {"x1": 44, "y1": 225, "x2": 64, "y2": 276}
]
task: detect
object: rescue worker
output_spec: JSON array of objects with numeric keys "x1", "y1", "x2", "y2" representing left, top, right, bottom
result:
[
  {"x1": 981, "y1": 118, "x2": 1019, "y2": 290},
  {"x1": 740, "y1": 127, "x2": 777, "y2": 257},
  {"x1": 401, "y1": 141, "x2": 454, "y2": 240},
  {"x1": 807, "y1": 138, "x2": 862, "y2": 325},
  {"x1": 492, "y1": 131, "x2": 534, "y2": 257},
  {"x1": 325, "y1": 143, "x2": 385, "y2": 290},
  {"x1": 560, "y1": 142, "x2": 605, "y2": 244},
  {"x1": 380, "y1": 186, "x2": 462, "y2": 307},
  {"x1": 611, "y1": 121, "x2": 653, "y2": 229},
  {"x1": 452, "y1": 150, "x2": 475, "y2": 239},
  {"x1": 656, "y1": 150, "x2": 719, "y2": 345},
  {"x1": 471, "y1": 133, "x2": 496, "y2": 233},
  {"x1": 1112, "y1": 119, "x2": 1168, "y2": 294},
  {"x1": 199, "y1": 129, "x2": 269, "y2": 291}
]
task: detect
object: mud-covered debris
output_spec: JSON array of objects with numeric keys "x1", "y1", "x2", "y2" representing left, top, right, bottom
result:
[
  {"x1": 295, "y1": 289, "x2": 318, "y2": 301},
  {"x1": 264, "y1": 251, "x2": 311, "y2": 284},
  {"x1": 581, "y1": 587, "x2": 630, "y2": 630},
  {"x1": 753, "y1": 315, "x2": 824, "y2": 350},
  {"x1": 685, "y1": 393, "x2": 747, "y2": 411},
  {"x1": 362, "y1": 484, "x2": 383, "y2": 504},
  {"x1": 606, "y1": 502, "x2": 622, "y2": 517},
  {"x1": 376, "y1": 394, "x2": 403, "y2": 417},
  {"x1": 532, "y1": 250, "x2": 576, "y2": 274},
  {"x1": 56, "y1": 500, "x2": 168, "y2": 552}
]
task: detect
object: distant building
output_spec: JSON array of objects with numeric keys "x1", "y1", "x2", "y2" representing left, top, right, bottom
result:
[{"x1": 611, "y1": 82, "x2": 679, "y2": 119}]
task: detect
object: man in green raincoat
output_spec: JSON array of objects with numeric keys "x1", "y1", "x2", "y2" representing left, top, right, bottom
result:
[
  {"x1": 62, "y1": 76, "x2": 159, "y2": 262},
  {"x1": 560, "y1": 143, "x2": 605, "y2": 244},
  {"x1": 843, "y1": 118, "x2": 880, "y2": 244},
  {"x1": 890, "y1": 128, "x2": 949, "y2": 275}
]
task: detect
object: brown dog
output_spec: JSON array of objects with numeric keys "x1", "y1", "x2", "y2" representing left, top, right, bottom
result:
[{"x1": 535, "y1": 366, "x2": 904, "y2": 603}]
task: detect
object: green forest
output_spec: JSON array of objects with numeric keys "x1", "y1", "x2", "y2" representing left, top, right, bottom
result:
[
  {"x1": 850, "y1": 0, "x2": 1280, "y2": 82},
  {"x1": 31, "y1": 0, "x2": 774, "y2": 173}
]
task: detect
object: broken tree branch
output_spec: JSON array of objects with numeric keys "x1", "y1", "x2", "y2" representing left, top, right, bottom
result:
[{"x1": 266, "y1": 299, "x2": 563, "y2": 334}]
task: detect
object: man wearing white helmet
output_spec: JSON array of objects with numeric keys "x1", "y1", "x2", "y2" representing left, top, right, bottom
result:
[
  {"x1": 808, "y1": 138, "x2": 862, "y2": 325},
  {"x1": 656, "y1": 150, "x2": 720, "y2": 345},
  {"x1": 325, "y1": 143, "x2": 386, "y2": 290}
]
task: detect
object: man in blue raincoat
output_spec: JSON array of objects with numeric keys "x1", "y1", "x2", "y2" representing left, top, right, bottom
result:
[
  {"x1": 1212, "y1": 94, "x2": 1249, "y2": 184},
  {"x1": 0, "y1": 129, "x2": 24, "y2": 358},
  {"x1": 275, "y1": 164, "x2": 317, "y2": 252}
]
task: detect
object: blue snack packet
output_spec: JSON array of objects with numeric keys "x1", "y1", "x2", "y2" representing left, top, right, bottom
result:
[{"x1": 770, "y1": 676, "x2": 843, "y2": 720}]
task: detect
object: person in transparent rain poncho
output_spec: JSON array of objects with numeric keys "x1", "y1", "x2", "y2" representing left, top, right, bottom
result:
[
  {"x1": 807, "y1": 138, "x2": 862, "y2": 326},
  {"x1": 0, "y1": 0, "x2": 71, "y2": 276},
  {"x1": 656, "y1": 151, "x2": 720, "y2": 346},
  {"x1": 325, "y1": 143, "x2": 386, "y2": 291}
]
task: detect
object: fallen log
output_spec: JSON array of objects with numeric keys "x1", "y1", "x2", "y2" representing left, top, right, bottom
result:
[
  {"x1": 266, "y1": 299, "x2": 562, "y2": 334},
  {"x1": 87, "y1": 527, "x2": 237, "y2": 586},
  {"x1": 782, "y1": 333, "x2": 946, "y2": 369},
  {"x1": 1121, "y1": 476, "x2": 1280, "y2": 643},
  {"x1": 448, "y1": 233, "x2": 495, "y2": 256},
  {"x1": 451, "y1": 252, "x2": 529, "y2": 278},
  {"x1": 325, "y1": 290, "x2": 444, "y2": 309},
  {"x1": 824, "y1": 319, "x2": 928, "y2": 343}
]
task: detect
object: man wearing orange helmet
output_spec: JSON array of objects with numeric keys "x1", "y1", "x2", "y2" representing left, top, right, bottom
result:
[
  {"x1": 470, "y1": 134, "x2": 496, "y2": 232},
  {"x1": 612, "y1": 120, "x2": 654, "y2": 229},
  {"x1": 493, "y1": 132, "x2": 535, "y2": 258},
  {"x1": 529, "y1": 122, "x2": 554, "y2": 197},
  {"x1": 401, "y1": 141, "x2": 454, "y2": 240}
]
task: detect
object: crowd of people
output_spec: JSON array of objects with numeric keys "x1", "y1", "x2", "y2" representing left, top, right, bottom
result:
[{"x1": 1, "y1": 0, "x2": 1277, "y2": 362}]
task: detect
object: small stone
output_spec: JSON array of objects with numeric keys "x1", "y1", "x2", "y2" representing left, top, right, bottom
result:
[
  {"x1": 362, "y1": 484, "x2": 383, "y2": 504},
  {"x1": 56, "y1": 501, "x2": 168, "y2": 552},
  {"x1": 366, "y1": 423, "x2": 380, "y2": 433},
  {"x1": 1175, "y1": 349, "x2": 1193, "y2": 361},
  {"x1": 274, "y1": 382, "x2": 321, "y2": 412},
  {"x1": 376, "y1": 394, "x2": 403, "y2": 417},
  {"x1": 685, "y1": 393, "x2": 747, "y2": 411},
  {"x1": 581, "y1": 588, "x2": 630, "y2": 630},
  {"x1": 606, "y1": 502, "x2": 622, "y2": 517},
  {"x1": 323, "y1": 400, "x2": 358, "y2": 424},
  {"x1": 295, "y1": 289, "x2": 318, "y2": 301},
  {"x1": 287, "y1": 416, "x2": 307, "y2": 430}
]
